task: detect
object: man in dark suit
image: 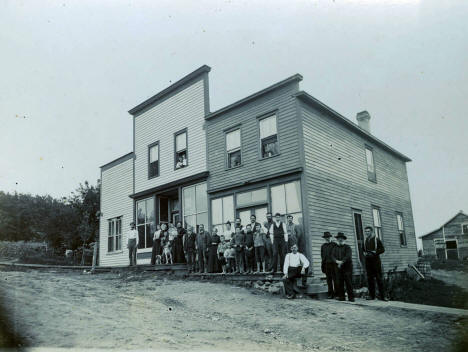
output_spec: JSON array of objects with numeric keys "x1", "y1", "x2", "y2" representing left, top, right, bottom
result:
[
  {"x1": 363, "y1": 226, "x2": 387, "y2": 301},
  {"x1": 331, "y1": 232, "x2": 354, "y2": 302},
  {"x1": 321, "y1": 232, "x2": 336, "y2": 298}
]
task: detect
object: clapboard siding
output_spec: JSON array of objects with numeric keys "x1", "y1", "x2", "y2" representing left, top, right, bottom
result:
[
  {"x1": 206, "y1": 81, "x2": 301, "y2": 191},
  {"x1": 99, "y1": 157, "x2": 134, "y2": 266},
  {"x1": 134, "y1": 77, "x2": 207, "y2": 194},
  {"x1": 301, "y1": 102, "x2": 417, "y2": 276}
]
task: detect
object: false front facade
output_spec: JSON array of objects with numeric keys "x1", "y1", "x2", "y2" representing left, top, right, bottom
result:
[{"x1": 99, "y1": 65, "x2": 418, "y2": 275}]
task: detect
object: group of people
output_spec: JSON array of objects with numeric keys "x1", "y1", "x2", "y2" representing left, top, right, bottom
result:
[
  {"x1": 127, "y1": 213, "x2": 387, "y2": 302},
  {"x1": 320, "y1": 226, "x2": 387, "y2": 302}
]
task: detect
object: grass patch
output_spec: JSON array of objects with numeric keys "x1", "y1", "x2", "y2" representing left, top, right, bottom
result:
[{"x1": 388, "y1": 275, "x2": 468, "y2": 309}]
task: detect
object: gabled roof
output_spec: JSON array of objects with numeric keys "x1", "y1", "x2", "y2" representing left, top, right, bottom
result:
[
  {"x1": 205, "y1": 74, "x2": 303, "y2": 120},
  {"x1": 100, "y1": 152, "x2": 134, "y2": 171},
  {"x1": 420, "y1": 211, "x2": 468, "y2": 238},
  {"x1": 128, "y1": 65, "x2": 211, "y2": 116},
  {"x1": 295, "y1": 91, "x2": 411, "y2": 162}
]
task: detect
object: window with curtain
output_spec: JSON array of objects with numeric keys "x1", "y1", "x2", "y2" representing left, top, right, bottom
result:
[
  {"x1": 183, "y1": 182, "x2": 208, "y2": 232},
  {"x1": 259, "y1": 115, "x2": 279, "y2": 158},
  {"x1": 270, "y1": 180, "x2": 302, "y2": 224},
  {"x1": 226, "y1": 129, "x2": 241, "y2": 168},
  {"x1": 148, "y1": 142, "x2": 159, "y2": 178},
  {"x1": 372, "y1": 207, "x2": 383, "y2": 240},
  {"x1": 211, "y1": 195, "x2": 234, "y2": 238},
  {"x1": 396, "y1": 213, "x2": 406, "y2": 246},
  {"x1": 136, "y1": 197, "x2": 155, "y2": 249},
  {"x1": 107, "y1": 217, "x2": 122, "y2": 252},
  {"x1": 365, "y1": 147, "x2": 376, "y2": 182},
  {"x1": 175, "y1": 130, "x2": 188, "y2": 169}
]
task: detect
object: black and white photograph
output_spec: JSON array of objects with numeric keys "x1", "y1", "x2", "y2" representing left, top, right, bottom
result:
[{"x1": 1, "y1": 0, "x2": 467, "y2": 351}]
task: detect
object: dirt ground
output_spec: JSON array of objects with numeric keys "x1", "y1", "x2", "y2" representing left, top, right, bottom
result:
[{"x1": 0, "y1": 269, "x2": 466, "y2": 351}]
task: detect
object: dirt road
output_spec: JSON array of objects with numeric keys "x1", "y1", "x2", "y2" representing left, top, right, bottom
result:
[{"x1": 0, "y1": 269, "x2": 465, "y2": 351}]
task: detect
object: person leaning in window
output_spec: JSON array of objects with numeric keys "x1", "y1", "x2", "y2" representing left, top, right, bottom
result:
[
  {"x1": 175, "y1": 154, "x2": 187, "y2": 169},
  {"x1": 253, "y1": 223, "x2": 267, "y2": 273},
  {"x1": 183, "y1": 226, "x2": 197, "y2": 273},
  {"x1": 127, "y1": 222, "x2": 138, "y2": 266},
  {"x1": 196, "y1": 224, "x2": 210, "y2": 273},
  {"x1": 331, "y1": 232, "x2": 355, "y2": 302},
  {"x1": 269, "y1": 213, "x2": 288, "y2": 273},
  {"x1": 321, "y1": 231, "x2": 337, "y2": 299},
  {"x1": 151, "y1": 224, "x2": 162, "y2": 265},
  {"x1": 283, "y1": 244, "x2": 310, "y2": 299},
  {"x1": 231, "y1": 226, "x2": 245, "y2": 274},
  {"x1": 363, "y1": 226, "x2": 387, "y2": 301}
]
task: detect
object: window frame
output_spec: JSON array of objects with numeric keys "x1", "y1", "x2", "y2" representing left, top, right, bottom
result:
[
  {"x1": 396, "y1": 212, "x2": 407, "y2": 247},
  {"x1": 224, "y1": 126, "x2": 243, "y2": 170},
  {"x1": 107, "y1": 216, "x2": 122, "y2": 253},
  {"x1": 461, "y1": 222, "x2": 468, "y2": 235},
  {"x1": 365, "y1": 145, "x2": 377, "y2": 183},
  {"x1": 135, "y1": 197, "x2": 155, "y2": 250},
  {"x1": 182, "y1": 182, "x2": 208, "y2": 232},
  {"x1": 211, "y1": 195, "x2": 235, "y2": 236},
  {"x1": 148, "y1": 141, "x2": 160, "y2": 179},
  {"x1": 372, "y1": 206, "x2": 383, "y2": 241},
  {"x1": 174, "y1": 128, "x2": 188, "y2": 170},
  {"x1": 257, "y1": 111, "x2": 280, "y2": 160}
]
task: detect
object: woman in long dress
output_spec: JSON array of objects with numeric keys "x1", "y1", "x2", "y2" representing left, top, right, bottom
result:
[
  {"x1": 173, "y1": 221, "x2": 186, "y2": 263},
  {"x1": 207, "y1": 227, "x2": 221, "y2": 273}
]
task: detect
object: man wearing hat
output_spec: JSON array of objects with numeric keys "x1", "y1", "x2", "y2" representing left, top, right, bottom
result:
[
  {"x1": 331, "y1": 232, "x2": 354, "y2": 302},
  {"x1": 321, "y1": 232, "x2": 336, "y2": 298},
  {"x1": 269, "y1": 213, "x2": 289, "y2": 273},
  {"x1": 363, "y1": 226, "x2": 387, "y2": 301},
  {"x1": 127, "y1": 222, "x2": 139, "y2": 266}
]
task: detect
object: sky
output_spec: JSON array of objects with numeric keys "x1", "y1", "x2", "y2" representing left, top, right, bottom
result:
[{"x1": 1, "y1": 0, "x2": 467, "y2": 245}]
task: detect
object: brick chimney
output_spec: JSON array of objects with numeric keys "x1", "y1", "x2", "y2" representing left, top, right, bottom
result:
[{"x1": 356, "y1": 111, "x2": 371, "y2": 133}]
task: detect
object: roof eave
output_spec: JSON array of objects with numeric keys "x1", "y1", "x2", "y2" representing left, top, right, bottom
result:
[
  {"x1": 128, "y1": 65, "x2": 211, "y2": 116},
  {"x1": 205, "y1": 74, "x2": 303, "y2": 121},
  {"x1": 295, "y1": 91, "x2": 412, "y2": 163}
]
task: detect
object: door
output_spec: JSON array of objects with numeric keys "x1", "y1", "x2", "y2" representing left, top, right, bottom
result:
[
  {"x1": 237, "y1": 206, "x2": 268, "y2": 228},
  {"x1": 353, "y1": 211, "x2": 365, "y2": 268},
  {"x1": 446, "y1": 240, "x2": 459, "y2": 260}
]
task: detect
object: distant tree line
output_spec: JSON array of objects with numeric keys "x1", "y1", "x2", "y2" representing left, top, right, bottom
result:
[{"x1": 0, "y1": 181, "x2": 100, "y2": 252}]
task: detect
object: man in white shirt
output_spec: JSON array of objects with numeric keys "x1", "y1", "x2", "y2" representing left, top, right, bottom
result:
[
  {"x1": 127, "y1": 222, "x2": 139, "y2": 266},
  {"x1": 283, "y1": 244, "x2": 310, "y2": 299}
]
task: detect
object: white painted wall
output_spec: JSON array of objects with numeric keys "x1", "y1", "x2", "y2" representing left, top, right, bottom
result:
[
  {"x1": 134, "y1": 77, "x2": 207, "y2": 193},
  {"x1": 99, "y1": 157, "x2": 134, "y2": 267}
]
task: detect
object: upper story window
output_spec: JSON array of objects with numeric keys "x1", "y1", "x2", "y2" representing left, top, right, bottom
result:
[
  {"x1": 148, "y1": 142, "x2": 159, "y2": 178},
  {"x1": 462, "y1": 223, "x2": 468, "y2": 235},
  {"x1": 396, "y1": 213, "x2": 407, "y2": 246},
  {"x1": 175, "y1": 129, "x2": 188, "y2": 169},
  {"x1": 108, "y1": 217, "x2": 122, "y2": 252},
  {"x1": 365, "y1": 146, "x2": 377, "y2": 182},
  {"x1": 372, "y1": 206, "x2": 383, "y2": 240},
  {"x1": 259, "y1": 114, "x2": 279, "y2": 158},
  {"x1": 226, "y1": 128, "x2": 241, "y2": 169}
]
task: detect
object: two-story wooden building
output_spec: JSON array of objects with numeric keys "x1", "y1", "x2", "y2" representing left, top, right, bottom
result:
[
  {"x1": 99, "y1": 65, "x2": 418, "y2": 275},
  {"x1": 420, "y1": 211, "x2": 468, "y2": 260}
]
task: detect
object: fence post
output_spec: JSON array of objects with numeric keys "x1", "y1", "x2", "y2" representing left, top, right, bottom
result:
[{"x1": 91, "y1": 242, "x2": 98, "y2": 271}]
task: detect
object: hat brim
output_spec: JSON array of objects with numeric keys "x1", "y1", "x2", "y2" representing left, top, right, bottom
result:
[{"x1": 335, "y1": 235, "x2": 347, "y2": 240}]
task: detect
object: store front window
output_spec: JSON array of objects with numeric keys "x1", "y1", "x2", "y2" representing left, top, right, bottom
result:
[
  {"x1": 182, "y1": 182, "x2": 208, "y2": 231},
  {"x1": 211, "y1": 195, "x2": 235, "y2": 237},
  {"x1": 136, "y1": 197, "x2": 155, "y2": 249},
  {"x1": 270, "y1": 180, "x2": 302, "y2": 224}
]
